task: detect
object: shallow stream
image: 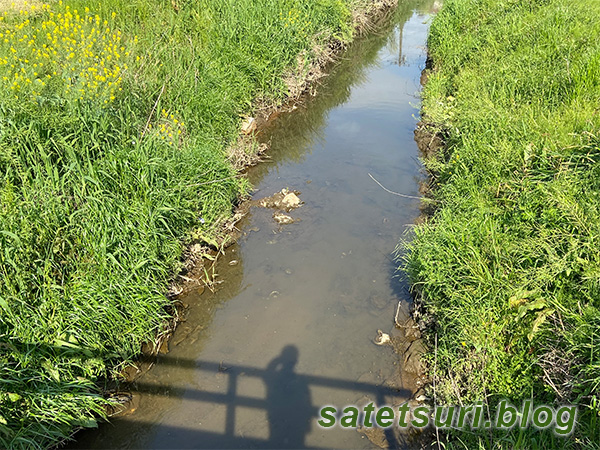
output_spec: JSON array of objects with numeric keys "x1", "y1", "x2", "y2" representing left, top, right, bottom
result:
[{"x1": 73, "y1": 2, "x2": 436, "y2": 448}]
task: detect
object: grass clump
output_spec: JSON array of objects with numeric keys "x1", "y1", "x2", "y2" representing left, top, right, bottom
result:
[
  {"x1": 0, "y1": 0, "x2": 362, "y2": 448},
  {"x1": 404, "y1": 0, "x2": 600, "y2": 447}
]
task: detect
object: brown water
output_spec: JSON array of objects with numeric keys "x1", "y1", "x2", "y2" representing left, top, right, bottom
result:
[{"x1": 72, "y1": 2, "x2": 436, "y2": 448}]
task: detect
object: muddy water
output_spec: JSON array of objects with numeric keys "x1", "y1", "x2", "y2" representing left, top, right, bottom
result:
[{"x1": 73, "y1": 2, "x2": 435, "y2": 449}]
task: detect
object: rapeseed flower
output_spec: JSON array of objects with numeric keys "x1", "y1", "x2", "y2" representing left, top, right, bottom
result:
[
  {"x1": 151, "y1": 109, "x2": 186, "y2": 146},
  {"x1": 0, "y1": 2, "x2": 139, "y2": 104}
]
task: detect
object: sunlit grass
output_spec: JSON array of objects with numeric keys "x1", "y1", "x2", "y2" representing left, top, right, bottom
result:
[{"x1": 404, "y1": 0, "x2": 600, "y2": 447}]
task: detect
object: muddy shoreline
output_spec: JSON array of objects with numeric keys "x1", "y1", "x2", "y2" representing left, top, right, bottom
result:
[{"x1": 401, "y1": 42, "x2": 451, "y2": 445}]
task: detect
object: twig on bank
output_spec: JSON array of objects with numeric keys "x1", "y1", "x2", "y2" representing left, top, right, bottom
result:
[
  {"x1": 451, "y1": 372, "x2": 464, "y2": 407},
  {"x1": 484, "y1": 384, "x2": 493, "y2": 443},
  {"x1": 142, "y1": 83, "x2": 166, "y2": 138},
  {"x1": 368, "y1": 173, "x2": 428, "y2": 201},
  {"x1": 394, "y1": 300, "x2": 403, "y2": 328}
]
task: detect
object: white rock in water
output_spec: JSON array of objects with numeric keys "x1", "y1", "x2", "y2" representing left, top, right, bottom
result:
[
  {"x1": 282, "y1": 192, "x2": 301, "y2": 209},
  {"x1": 273, "y1": 213, "x2": 294, "y2": 224}
]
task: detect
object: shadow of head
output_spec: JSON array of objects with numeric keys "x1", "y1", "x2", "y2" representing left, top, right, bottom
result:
[{"x1": 269, "y1": 344, "x2": 299, "y2": 373}]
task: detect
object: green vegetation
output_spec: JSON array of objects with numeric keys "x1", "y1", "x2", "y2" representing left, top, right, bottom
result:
[
  {"x1": 0, "y1": 0, "x2": 365, "y2": 447},
  {"x1": 405, "y1": 0, "x2": 600, "y2": 447}
]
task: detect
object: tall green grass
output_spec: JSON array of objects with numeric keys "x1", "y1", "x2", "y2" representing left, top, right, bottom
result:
[
  {"x1": 404, "y1": 0, "x2": 600, "y2": 447},
  {"x1": 0, "y1": 0, "x2": 360, "y2": 448}
]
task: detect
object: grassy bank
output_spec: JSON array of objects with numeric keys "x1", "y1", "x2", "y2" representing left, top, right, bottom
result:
[
  {"x1": 405, "y1": 0, "x2": 600, "y2": 447},
  {"x1": 0, "y1": 0, "x2": 374, "y2": 447}
]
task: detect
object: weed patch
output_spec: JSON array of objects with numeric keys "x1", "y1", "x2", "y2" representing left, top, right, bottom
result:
[{"x1": 404, "y1": 0, "x2": 600, "y2": 447}]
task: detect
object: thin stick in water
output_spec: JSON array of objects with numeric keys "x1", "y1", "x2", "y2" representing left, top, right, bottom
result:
[{"x1": 368, "y1": 173, "x2": 424, "y2": 201}]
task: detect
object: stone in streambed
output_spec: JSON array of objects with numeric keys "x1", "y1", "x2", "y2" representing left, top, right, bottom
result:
[
  {"x1": 273, "y1": 212, "x2": 295, "y2": 224},
  {"x1": 281, "y1": 192, "x2": 301, "y2": 209}
]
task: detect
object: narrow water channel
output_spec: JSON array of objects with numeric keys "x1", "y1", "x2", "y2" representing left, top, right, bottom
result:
[{"x1": 72, "y1": 2, "x2": 436, "y2": 448}]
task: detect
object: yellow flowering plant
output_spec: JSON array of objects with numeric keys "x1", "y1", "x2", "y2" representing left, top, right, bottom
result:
[
  {"x1": 0, "y1": 1, "x2": 138, "y2": 106},
  {"x1": 279, "y1": 7, "x2": 312, "y2": 40},
  {"x1": 149, "y1": 108, "x2": 186, "y2": 147}
]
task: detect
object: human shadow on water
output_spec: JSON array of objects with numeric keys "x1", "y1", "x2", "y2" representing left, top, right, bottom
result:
[
  {"x1": 64, "y1": 343, "x2": 411, "y2": 449},
  {"x1": 264, "y1": 345, "x2": 311, "y2": 448}
]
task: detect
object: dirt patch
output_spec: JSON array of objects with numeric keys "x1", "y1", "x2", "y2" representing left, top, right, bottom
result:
[
  {"x1": 168, "y1": 201, "x2": 253, "y2": 297},
  {"x1": 414, "y1": 51, "x2": 445, "y2": 159},
  {"x1": 227, "y1": 137, "x2": 269, "y2": 171},
  {"x1": 374, "y1": 318, "x2": 429, "y2": 383},
  {"x1": 352, "y1": 0, "x2": 400, "y2": 36},
  {"x1": 414, "y1": 121, "x2": 445, "y2": 159},
  {"x1": 399, "y1": 50, "x2": 453, "y2": 438},
  {"x1": 412, "y1": 50, "x2": 446, "y2": 222},
  {"x1": 419, "y1": 54, "x2": 434, "y2": 86},
  {"x1": 255, "y1": 188, "x2": 303, "y2": 225},
  {"x1": 255, "y1": 188, "x2": 303, "y2": 212},
  {"x1": 362, "y1": 317, "x2": 431, "y2": 448}
]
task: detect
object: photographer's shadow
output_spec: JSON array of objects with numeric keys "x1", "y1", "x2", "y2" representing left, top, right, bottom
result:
[{"x1": 265, "y1": 345, "x2": 312, "y2": 448}]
